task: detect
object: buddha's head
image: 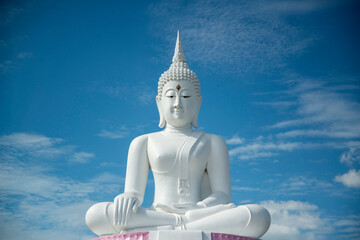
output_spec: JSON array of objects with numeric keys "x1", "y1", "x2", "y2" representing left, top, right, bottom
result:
[{"x1": 156, "y1": 31, "x2": 202, "y2": 128}]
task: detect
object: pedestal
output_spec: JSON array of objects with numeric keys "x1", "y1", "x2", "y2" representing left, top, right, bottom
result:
[{"x1": 90, "y1": 231, "x2": 260, "y2": 240}]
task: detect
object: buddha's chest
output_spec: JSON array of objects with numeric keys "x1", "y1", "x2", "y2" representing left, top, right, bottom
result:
[{"x1": 148, "y1": 134, "x2": 210, "y2": 174}]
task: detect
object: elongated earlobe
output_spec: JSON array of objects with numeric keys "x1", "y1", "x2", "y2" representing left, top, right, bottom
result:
[
  {"x1": 156, "y1": 97, "x2": 166, "y2": 128},
  {"x1": 192, "y1": 96, "x2": 202, "y2": 128}
]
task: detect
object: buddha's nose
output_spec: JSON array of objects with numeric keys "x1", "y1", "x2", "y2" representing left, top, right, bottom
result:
[{"x1": 174, "y1": 95, "x2": 182, "y2": 108}]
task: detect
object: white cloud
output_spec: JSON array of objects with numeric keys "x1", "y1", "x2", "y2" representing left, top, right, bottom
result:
[
  {"x1": 92, "y1": 172, "x2": 124, "y2": 185},
  {"x1": 334, "y1": 215, "x2": 360, "y2": 239},
  {"x1": 297, "y1": 90, "x2": 360, "y2": 132},
  {"x1": 148, "y1": 0, "x2": 315, "y2": 74},
  {"x1": 0, "y1": 60, "x2": 15, "y2": 73},
  {"x1": 100, "y1": 161, "x2": 123, "y2": 168},
  {"x1": 0, "y1": 132, "x2": 121, "y2": 239},
  {"x1": 335, "y1": 169, "x2": 360, "y2": 188},
  {"x1": 256, "y1": 101, "x2": 296, "y2": 108},
  {"x1": 0, "y1": 132, "x2": 70, "y2": 158},
  {"x1": 97, "y1": 124, "x2": 153, "y2": 140},
  {"x1": 0, "y1": 132, "x2": 92, "y2": 162},
  {"x1": 229, "y1": 139, "x2": 300, "y2": 160},
  {"x1": 17, "y1": 51, "x2": 32, "y2": 59},
  {"x1": 335, "y1": 146, "x2": 360, "y2": 189},
  {"x1": 70, "y1": 151, "x2": 95, "y2": 163},
  {"x1": 272, "y1": 80, "x2": 360, "y2": 139},
  {"x1": 0, "y1": 2, "x2": 31, "y2": 26},
  {"x1": 0, "y1": 132, "x2": 62, "y2": 149},
  {"x1": 232, "y1": 186, "x2": 261, "y2": 192},
  {"x1": 261, "y1": 200, "x2": 328, "y2": 240},
  {"x1": 226, "y1": 135, "x2": 245, "y2": 145},
  {"x1": 259, "y1": 0, "x2": 338, "y2": 14},
  {"x1": 278, "y1": 176, "x2": 334, "y2": 195},
  {"x1": 0, "y1": 142, "x2": 124, "y2": 240},
  {"x1": 90, "y1": 81, "x2": 155, "y2": 105},
  {"x1": 97, "y1": 129, "x2": 128, "y2": 139},
  {"x1": 270, "y1": 119, "x2": 306, "y2": 129},
  {"x1": 276, "y1": 129, "x2": 360, "y2": 138},
  {"x1": 0, "y1": 161, "x2": 94, "y2": 239}
]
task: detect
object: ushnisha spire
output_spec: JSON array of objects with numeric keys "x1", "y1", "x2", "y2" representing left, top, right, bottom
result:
[
  {"x1": 172, "y1": 31, "x2": 186, "y2": 63},
  {"x1": 157, "y1": 31, "x2": 200, "y2": 100}
]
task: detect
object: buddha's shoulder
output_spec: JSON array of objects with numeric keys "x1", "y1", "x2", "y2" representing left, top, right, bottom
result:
[
  {"x1": 203, "y1": 132, "x2": 227, "y2": 145},
  {"x1": 129, "y1": 133, "x2": 150, "y2": 146},
  {"x1": 130, "y1": 131, "x2": 163, "y2": 144},
  {"x1": 130, "y1": 131, "x2": 226, "y2": 145}
]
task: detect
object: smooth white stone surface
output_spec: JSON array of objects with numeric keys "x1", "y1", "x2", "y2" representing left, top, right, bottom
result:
[{"x1": 86, "y1": 31, "x2": 271, "y2": 239}]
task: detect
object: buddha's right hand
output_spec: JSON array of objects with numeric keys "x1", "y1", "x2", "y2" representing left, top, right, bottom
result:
[{"x1": 113, "y1": 192, "x2": 141, "y2": 226}]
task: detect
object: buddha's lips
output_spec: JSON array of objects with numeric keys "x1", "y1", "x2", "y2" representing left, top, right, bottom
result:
[{"x1": 172, "y1": 109, "x2": 184, "y2": 113}]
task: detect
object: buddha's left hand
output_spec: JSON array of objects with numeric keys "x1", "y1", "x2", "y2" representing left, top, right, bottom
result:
[
  {"x1": 173, "y1": 202, "x2": 206, "y2": 209},
  {"x1": 154, "y1": 202, "x2": 202, "y2": 214}
]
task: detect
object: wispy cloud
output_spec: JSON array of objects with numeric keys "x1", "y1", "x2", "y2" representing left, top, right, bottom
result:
[
  {"x1": 255, "y1": 101, "x2": 296, "y2": 108},
  {"x1": 229, "y1": 138, "x2": 301, "y2": 161},
  {"x1": 340, "y1": 147, "x2": 360, "y2": 166},
  {"x1": 89, "y1": 81, "x2": 155, "y2": 105},
  {"x1": 226, "y1": 135, "x2": 245, "y2": 145},
  {"x1": 0, "y1": 132, "x2": 63, "y2": 149},
  {"x1": 334, "y1": 215, "x2": 360, "y2": 239},
  {"x1": 0, "y1": 60, "x2": 15, "y2": 73},
  {"x1": 0, "y1": 132, "x2": 73, "y2": 159},
  {"x1": 259, "y1": 0, "x2": 341, "y2": 14},
  {"x1": 233, "y1": 175, "x2": 336, "y2": 197},
  {"x1": 70, "y1": 151, "x2": 95, "y2": 163},
  {"x1": 0, "y1": 132, "x2": 92, "y2": 163},
  {"x1": 0, "y1": 2, "x2": 35, "y2": 75},
  {"x1": 0, "y1": 132, "x2": 124, "y2": 240},
  {"x1": 97, "y1": 127, "x2": 129, "y2": 139},
  {"x1": 232, "y1": 186, "x2": 261, "y2": 192},
  {"x1": 0, "y1": 51, "x2": 33, "y2": 74},
  {"x1": 0, "y1": 4, "x2": 25, "y2": 25},
  {"x1": 97, "y1": 124, "x2": 153, "y2": 140},
  {"x1": 278, "y1": 176, "x2": 334, "y2": 195},
  {"x1": 17, "y1": 51, "x2": 33, "y2": 59},
  {"x1": 0, "y1": 159, "x2": 122, "y2": 239},
  {"x1": 272, "y1": 80, "x2": 360, "y2": 139},
  {"x1": 148, "y1": 0, "x2": 321, "y2": 74}
]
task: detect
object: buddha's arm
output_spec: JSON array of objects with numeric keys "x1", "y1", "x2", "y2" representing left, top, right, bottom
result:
[
  {"x1": 113, "y1": 135, "x2": 150, "y2": 225},
  {"x1": 199, "y1": 134, "x2": 232, "y2": 207},
  {"x1": 124, "y1": 134, "x2": 150, "y2": 204}
]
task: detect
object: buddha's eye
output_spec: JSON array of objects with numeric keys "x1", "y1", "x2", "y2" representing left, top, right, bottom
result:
[
  {"x1": 165, "y1": 90, "x2": 176, "y2": 98},
  {"x1": 180, "y1": 90, "x2": 191, "y2": 98}
]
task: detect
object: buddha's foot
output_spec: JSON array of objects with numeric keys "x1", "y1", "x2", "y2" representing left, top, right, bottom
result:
[{"x1": 183, "y1": 203, "x2": 236, "y2": 224}]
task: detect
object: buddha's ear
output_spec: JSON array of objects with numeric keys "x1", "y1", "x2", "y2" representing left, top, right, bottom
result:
[
  {"x1": 156, "y1": 96, "x2": 165, "y2": 128},
  {"x1": 192, "y1": 96, "x2": 202, "y2": 129}
]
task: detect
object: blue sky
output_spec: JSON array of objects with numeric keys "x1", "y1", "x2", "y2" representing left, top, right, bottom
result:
[{"x1": 0, "y1": 0, "x2": 360, "y2": 239}]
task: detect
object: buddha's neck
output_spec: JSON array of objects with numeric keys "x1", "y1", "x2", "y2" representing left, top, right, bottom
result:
[{"x1": 163, "y1": 124, "x2": 194, "y2": 136}]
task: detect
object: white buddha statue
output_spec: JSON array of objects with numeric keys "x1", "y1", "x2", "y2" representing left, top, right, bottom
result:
[{"x1": 86, "y1": 31, "x2": 271, "y2": 239}]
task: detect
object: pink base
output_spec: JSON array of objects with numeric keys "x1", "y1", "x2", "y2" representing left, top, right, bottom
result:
[
  {"x1": 90, "y1": 232, "x2": 149, "y2": 240},
  {"x1": 90, "y1": 232, "x2": 259, "y2": 240},
  {"x1": 211, "y1": 233, "x2": 259, "y2": 240}
]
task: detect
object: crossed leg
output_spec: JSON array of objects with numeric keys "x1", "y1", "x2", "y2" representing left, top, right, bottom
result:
[
  {"x1": 185, "y1": 204, "x2": 270, "y2": 238},
  {"x1": 86, "y1": 202, "x2": 270, "y2": 238},
  {"x1": 86, "y1": 202, "x2": 178, "y2": 236}
]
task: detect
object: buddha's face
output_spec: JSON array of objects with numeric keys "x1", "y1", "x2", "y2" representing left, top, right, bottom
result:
[{"x1": 157, "y1": 80, "x2": 201, "y2": 128}]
